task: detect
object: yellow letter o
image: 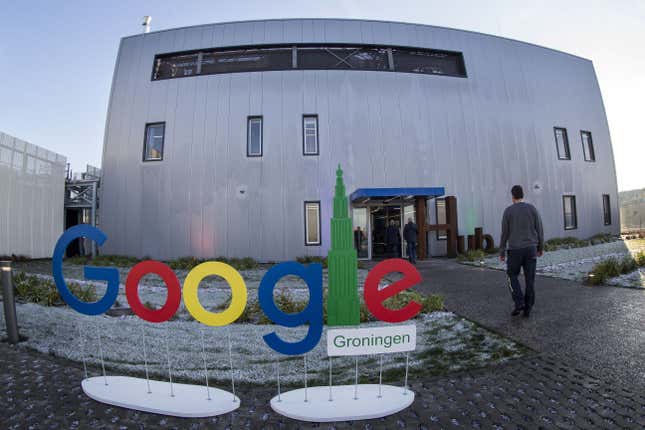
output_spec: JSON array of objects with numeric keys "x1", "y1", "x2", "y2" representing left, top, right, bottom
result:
[{"x1": 183, "y1": 261, "x2": 247, "y2": 326}]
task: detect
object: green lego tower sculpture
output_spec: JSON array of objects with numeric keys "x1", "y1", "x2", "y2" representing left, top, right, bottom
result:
[{"x1": 327, "y1": 165, "x2": 361, "y2": 326}]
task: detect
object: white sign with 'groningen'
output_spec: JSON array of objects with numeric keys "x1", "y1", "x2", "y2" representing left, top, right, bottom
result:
[{"x1": 326, "y1": 324, "x2": 417, "y2": 356}]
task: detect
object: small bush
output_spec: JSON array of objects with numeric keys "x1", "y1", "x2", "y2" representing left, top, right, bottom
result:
[
  {"x1": 634, "y1": 251, "x2": 645, "y2": 267},
  {"x1": 167, "y1": 256, "x2": 259, "y2": 271},
  {"x1": 586, "y1": 253, "x2": 644, "y2": 286},
  {"x1": 297, "y1": 256, "x2": 328, "y2": 269},
  {"x1": 66, "y1": 255, "x2": 141, "y2": 267},
  {"x1": 484, "y1": 246, "x2": 500, "y2": 255},
  {"x1": 457, "y1": 249, "x2": 486, "y2": 262},
  {"x1": 13, "y1": 272, "x2": 97, "y2": 306},
  {"x1": 220, "y1": 288, "x2": 443, "y2": 324}
]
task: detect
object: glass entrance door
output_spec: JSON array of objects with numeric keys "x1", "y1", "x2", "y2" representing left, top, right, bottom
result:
[
  {"x1": 370, "y1": 205, "x2": 402, "y2": 259},
  {"x1": 402, "y1": 203, "x2": 416, "y2": 258},
  {"x1": 351, "y1": 207, "x2": 369, "y2": 259}
]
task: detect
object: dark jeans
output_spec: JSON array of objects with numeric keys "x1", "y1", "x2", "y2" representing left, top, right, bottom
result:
[
  {"x1": 506, "y1": 246, "x2": 537, "y2": 310},
  {"x1": 406, "y1": 241, "x2": 417, "y2": 264}
]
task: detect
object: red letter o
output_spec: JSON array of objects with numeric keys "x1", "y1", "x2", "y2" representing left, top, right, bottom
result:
[{"x1": 125, "y1": 260, "x2": 181, "y2": 323}]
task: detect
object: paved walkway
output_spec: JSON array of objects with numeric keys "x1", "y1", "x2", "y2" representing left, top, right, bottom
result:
[
  {"x1": 1, "y1": 342, "x2": 643, "y2": 429},
  {"x1": 411, "y1": 259, "x2": 645, "y2": 393},
  {"x1": 2, "y1": 260, "x2": 644, "y2": 428}
]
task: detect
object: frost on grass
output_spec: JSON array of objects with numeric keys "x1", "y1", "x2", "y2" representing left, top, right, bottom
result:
[
  {"x1": 2, "y1": 304, "x2": 526, "y2": 386},
  {"x1": 3, "y1": 262, "x2": 526, "y2": 385},
  {"x1": 462, "y1": 240, "x2": 645, "y2": 289}
]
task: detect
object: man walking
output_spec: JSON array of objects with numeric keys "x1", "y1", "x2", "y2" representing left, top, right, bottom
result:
[
  {"x1": 499, "y1": 185, "x2": 544, "y2": 317},
  {"x1": 403, "y1": 217, "x2": 418, "y2": 264}
]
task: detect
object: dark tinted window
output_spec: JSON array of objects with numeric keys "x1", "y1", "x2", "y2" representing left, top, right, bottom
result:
[
  {"x1": 298, "y1": 46, "x2": 389, "y2": 71},
  {"x1": 563, "y1": 195, "x2": 577, "y2": 230},
  {"x1": 201, "y1": 47, "x2": 292, "y2": 75},
  {"x1": 581, "y1": 131, "x2": 595, "y2": 161},
  {"x1": 602, "y1": 194, "x2": 611, "y2": 225},
  {"x1": 554, "y1": 127, "x2": 570, "y2": 160},
  {"x1": 153, "y1": 54, "x2": 199, "y2": 80},
  {"x1": 393, "y1": 49, "x2": 466, "y2": 76},
  {"x1": 143, "y1": 123, "x2": 165, "y2": 161},
  {"x1": 152, "y1": 44, "x2": 466, "y2": 80}
]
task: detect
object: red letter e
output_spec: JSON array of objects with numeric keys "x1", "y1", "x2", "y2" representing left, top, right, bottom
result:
[{"x1": 364, "y1": 258, "x2": 422, "y2": 323}]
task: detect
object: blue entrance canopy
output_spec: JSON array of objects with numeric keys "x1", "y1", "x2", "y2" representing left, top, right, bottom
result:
[{"x1": 350, "y1": 187, "x2": 445, "y2": 202}]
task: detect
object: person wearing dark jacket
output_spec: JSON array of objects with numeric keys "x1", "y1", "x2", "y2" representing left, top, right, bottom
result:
[
  {"x1": 385, "y1": 221, "x2": 401, "y2": 258},
  {"x1": 499, "y1": 185, "x2": 544, "y2": 317},
  {"x1": 403, "y1": 218, "x2": 418, "y2": 264}
]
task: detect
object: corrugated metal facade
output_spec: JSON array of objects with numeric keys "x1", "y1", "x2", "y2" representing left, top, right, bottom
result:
[
  {"x1": 100, "y1": 19, "x2": 620, "y2": 261},
  {"x1": 0, "y1": 131, "x2": 67, "y2": 258}
]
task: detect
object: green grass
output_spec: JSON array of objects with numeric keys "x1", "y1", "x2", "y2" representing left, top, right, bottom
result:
[{"x1": 456, "y1": 249, "x2": 486, "y2": 262}]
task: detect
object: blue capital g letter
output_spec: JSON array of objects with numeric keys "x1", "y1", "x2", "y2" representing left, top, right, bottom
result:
[
  {"x1": 52, "y1": 225, "x2": 119, "y2": 315},
  {"x1": 258, "y1": 262, "x2": 323, "y2": 355}
]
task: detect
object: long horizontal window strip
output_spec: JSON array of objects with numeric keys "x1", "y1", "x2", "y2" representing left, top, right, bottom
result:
[{"x1": 152, "y1": 44, "x2": 466, "y2": 80}]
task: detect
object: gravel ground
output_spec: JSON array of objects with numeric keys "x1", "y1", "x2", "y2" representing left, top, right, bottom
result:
[{"x1": 463, "y1": 240, "x2": 645, "y2": 288}]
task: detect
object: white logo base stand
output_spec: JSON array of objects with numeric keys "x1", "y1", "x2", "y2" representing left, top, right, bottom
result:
[
  {"x1": 82, "y1": 376, "x2": 240, "y2": 418},
  {"x1": 78, "y1": 323, "x2": 240, "y2": 418},
  {"x1": 269, "y1": 383, "x2": 414, "y2": 422},
  {"x1": 270, "y1": 325, "x2": 416, "y2": 422}
]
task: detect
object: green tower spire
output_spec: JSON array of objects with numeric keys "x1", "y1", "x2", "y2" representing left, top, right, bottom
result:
[{"x1": 327, "y1": 164, "x2": 360, "y2": 326}]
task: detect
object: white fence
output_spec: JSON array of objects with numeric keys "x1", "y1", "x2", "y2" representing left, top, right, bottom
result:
[{"x1": 0, "y1": 131, "x2": 66, "y2": 258}]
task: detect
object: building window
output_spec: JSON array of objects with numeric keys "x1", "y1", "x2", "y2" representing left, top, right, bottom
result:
[
  {"x1": 602, "y1": 194, "x2": 611, "y2": 225},
  {"x1": 581, "y1": 131, "x2": 595, "y2": 162},
  {"x1": 143, "y1": 123, "x2": 165, "y2": 161},
  {"x1": 563, "y1": 195, "x2": 577, "y2": 230},
  {"x1": 303, "y1": 115, "x2": 319, "y2": 155},
  {"x1": 304, "y1": 201, "x2": 321, "y2": 245},
  {"x1": 435, "y1": 198, "x2": 447, "y2": 240},
  {"x1": 247, "y1": 116, "x2": 263, "y2": 157},
  {"x1": 554, "y1": 127, "x2": 570, "y2": 160},
  {"x1": 151, "y1": 44, "x2": 467, "y2": 81}
]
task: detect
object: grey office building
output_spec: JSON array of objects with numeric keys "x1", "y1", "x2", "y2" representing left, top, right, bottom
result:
[{"x1": 99, "y1": 19, "x2": 619, "y2": 261}]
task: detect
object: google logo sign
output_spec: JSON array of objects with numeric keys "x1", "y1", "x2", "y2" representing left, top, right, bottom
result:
[{"x1": 53, "y1": 224, "x2": 423, "y2": 356}]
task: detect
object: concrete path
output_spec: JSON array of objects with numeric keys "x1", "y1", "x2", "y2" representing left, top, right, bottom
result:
[{"x1": 411, "y1": 258, "x2": 645, "y2": 393}]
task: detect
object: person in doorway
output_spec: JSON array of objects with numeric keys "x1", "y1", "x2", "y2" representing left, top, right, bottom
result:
[
  {"x1": 385, "y1": 220, "x2": 401, "y2": 258},
  {"x1": 403, "y1": 217, "x2": 418, "y2": 264},
  {"x1": 354, "y1": 226, "x2": 364, "y2": 254},
  {"x1": 499, "y1": 185, "x2": 544, "y2": 317}
]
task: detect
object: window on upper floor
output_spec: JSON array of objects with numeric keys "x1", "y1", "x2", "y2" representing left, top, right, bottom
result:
[
  {"x1": 554, "y1": 127, "x2": 570, "y2": 160},
  {"x1": 581, "y1": 131, "x2": 595, "y2": 162},
  {"x1": 143, "y1": 123, "x2": 165, "y2": 161},
  {"x1": 247, "y1": 116, "x2": 263, "y2": 157},
  {"x1": 303, "y1": 115, "x2": 319, "y2": 155}
]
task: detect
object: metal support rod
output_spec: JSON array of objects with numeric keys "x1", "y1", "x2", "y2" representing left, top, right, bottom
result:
[
  {"x1": 165, "y1": 326, "x2": 174, "y2": 397},
  {"x1": 97, "y1": 326, "x2": 107, "y2": 386},
  {"x1": 276, "y1": 358, "x2": 281, "y2": 402},
  {"x1": 90, "y1": 181, "x2": 97, "y2": 257},
  {"x1": 378, "y1": 354, "x2": 383, "y2": 398},
  {"x1": 354, "y1": 356, "x2": 359, "y2": 400},
  {"x1": 200, "y1": 329, "x2": 211, "y2": 400},
  {"x1": 141, "y1": 326, "x2": 151, "y2": 394},
  {"x1": 227, "y1": 329, "x2": 236, "y2": 402},
  {"x1": 1, "y1": 261, "x2": 20, "y2": 344},
  {"x1": 328, "y1": 356, "x2": 333, "y2": 402},
  {"x1": 403, "y1": 352, "x2": 410, "y2": 395},
  {"x1": 304, "y1": 354, "x2": 308, "y2": 402},
  {"x1": 78, "y1": 324, "x2": 88, "y2": 379}
]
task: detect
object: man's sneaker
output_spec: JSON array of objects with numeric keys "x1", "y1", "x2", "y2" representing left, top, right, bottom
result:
[
  {"x1": 523, "y1": 308, "x2": 531, "y2": 317},
  {"x1": 511, "y1": 307, "x2": 524, "y2": 316}
]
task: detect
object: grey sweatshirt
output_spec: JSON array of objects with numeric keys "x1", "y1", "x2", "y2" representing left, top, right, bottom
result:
[{"x1": 499, "y1": 201, "x2": 544, "y2": 256}]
